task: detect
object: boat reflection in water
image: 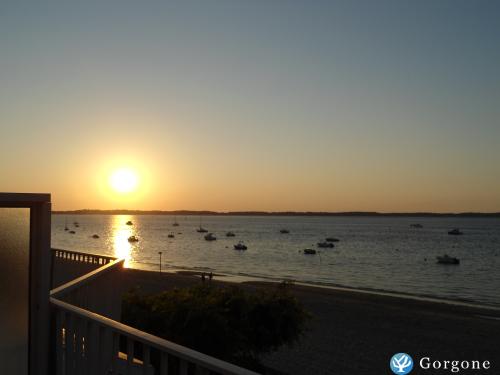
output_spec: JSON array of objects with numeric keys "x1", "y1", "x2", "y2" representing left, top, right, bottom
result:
[{"x1": 112, "y1": 215, "x2": 135, "y2": 267}]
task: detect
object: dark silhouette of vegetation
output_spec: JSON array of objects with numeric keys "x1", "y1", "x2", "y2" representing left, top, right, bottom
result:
[
  {"x1": 122, "y1": 283, "x2": 309, "y2": 370},
  {"x1": 54, "y1": 208, "x2": 500, "y2": 217}
]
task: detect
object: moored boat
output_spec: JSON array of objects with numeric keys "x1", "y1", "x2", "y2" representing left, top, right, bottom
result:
[
  {"x1": 197, "y1": 217, "x2": 208, "y2": 233},
  {"x1": 325, "y1": 237, "x2": 339, "y2": 242},
  {"x1": 436, "y1": 254, "x2": 460, "y2": 265},
  {"x1": 128, "y1": 235, "x2": 139, "y2": 242},
  {"x1": 448, "y1": 228, "x2": 463, "y2": 235},
  {"x1": 234, "y1": 242, "x2": 247, "y2": 250},
  {"x1": 303, "y1": 248, "x2": 317, "y2": 255},
  {"x1": 317, "y1": 242, "x2": 334, "y2": 248},
  {"x1": 204, "y1": 233, "x2": 216, "y2": 241}
]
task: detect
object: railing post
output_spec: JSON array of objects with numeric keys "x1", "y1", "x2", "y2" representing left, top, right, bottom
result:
[
  {"x1": 111, "y1": 331, "x2": 120, "y2": 373},
  {"x1": 196, "y1": 365, "x2": 211, "y2": 375},
  {"x1": 160, "y1": 352, "x2": 169, "y2": 375},
  {"x1": 99, "y1": 326, "x2": 114, "y2": 374},
  {"x1": 55, "y1": 310, "x2": 64, "y2": 375},
  {"x1": 64, "y1": 312, "x2": 74, "y2": 375},
  {"x1": 180, "y1": 358, "x2": 189, "y2": 375},
  {"x1": 143, "y1": 346, "x2": 151, "y2": 375},
  {"x1": 75, "y1": 317, "x2": 85, "y2": 375},
  {"x1": 127, "y1": 337, "x2": 134, "y2": 374},
  {"x1": 87, "y1": 320, "x2": 99, "y2": 375}
]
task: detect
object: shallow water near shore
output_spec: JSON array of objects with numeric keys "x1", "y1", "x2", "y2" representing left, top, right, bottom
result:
[{"x1": 52, "y1": 215, "x2": 500, "y2": 307}]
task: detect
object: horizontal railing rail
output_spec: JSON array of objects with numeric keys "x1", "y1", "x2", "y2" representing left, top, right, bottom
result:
[
  {"x1": 50, "y1": 249, "x2": 259, "y2": 375},
  {"x1": 51, "y1": 258, "x2": 124, "y2": 299},
  {"x1": 51, "y1": 297, "x2": 259, "y2": 375},
  {"x1": 52, "y1": 248, "x2": 117, "y2": 266}
]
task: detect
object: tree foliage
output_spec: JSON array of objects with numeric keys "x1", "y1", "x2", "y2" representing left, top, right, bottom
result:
[{"x1": 122, "y1": 283, "x2": 308, "y2": 366}]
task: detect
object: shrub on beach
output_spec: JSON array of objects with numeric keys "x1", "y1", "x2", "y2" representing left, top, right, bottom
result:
[{"x1": 122, "y1": 282, "x2": 308, "y2": 368}]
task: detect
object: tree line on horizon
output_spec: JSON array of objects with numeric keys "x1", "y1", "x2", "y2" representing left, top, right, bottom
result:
[{"x1": 52, "y1": 209, "x2": 500, "y2": 217}]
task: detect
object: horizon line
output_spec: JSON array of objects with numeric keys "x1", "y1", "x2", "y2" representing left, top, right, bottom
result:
[{"x1": 52, "y1": 209, "x2": 500, "y2": 217}]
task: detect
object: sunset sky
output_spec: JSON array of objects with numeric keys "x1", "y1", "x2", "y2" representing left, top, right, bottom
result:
[{"x1": 1, "y1": 1, "x2": 499, "y2": 212}]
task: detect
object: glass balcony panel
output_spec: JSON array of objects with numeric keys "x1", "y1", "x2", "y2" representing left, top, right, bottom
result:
[{"x1": 0, "y1": 208, "x2": 30, "y2": 375}]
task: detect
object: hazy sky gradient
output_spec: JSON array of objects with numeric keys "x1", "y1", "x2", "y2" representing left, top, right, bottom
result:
[{"x1": 1, "y1": 1, "x2": 499, "y2": 211}]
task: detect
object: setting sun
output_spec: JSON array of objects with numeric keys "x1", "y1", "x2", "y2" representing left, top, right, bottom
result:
[{"x1": 109, "y1": 168, "x2": 139, "y2": 193}]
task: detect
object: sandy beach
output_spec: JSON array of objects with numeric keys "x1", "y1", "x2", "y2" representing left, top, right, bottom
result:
[{"x1": 107, "y1": 268, "x2": 500, "y2": 374}]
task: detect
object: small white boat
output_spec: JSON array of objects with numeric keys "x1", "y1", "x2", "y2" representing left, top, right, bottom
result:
[
  {"x1": 436, "y1": 254, "x2": 460, "y2": 265},
  {"x1": 234, "y1": 242, "x2": 247, "y2": 250},
  {"x1": 204, "y1": 233, "x2": 216, "y2": 241}
]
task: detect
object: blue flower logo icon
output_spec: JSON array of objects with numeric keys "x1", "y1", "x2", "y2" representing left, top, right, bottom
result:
[{"x1": 390, "y1": 353, "x2": 413, "y2": 374}]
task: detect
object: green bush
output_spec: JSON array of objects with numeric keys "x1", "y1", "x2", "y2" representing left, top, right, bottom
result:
[{"x1": 122, "y1": 283, "x2": 308, "y2": 367}]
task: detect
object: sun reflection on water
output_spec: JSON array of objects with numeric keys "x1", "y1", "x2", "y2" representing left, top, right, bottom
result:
[{"x1": 111, "y1": 215, "x2": 135, "y2": 267}]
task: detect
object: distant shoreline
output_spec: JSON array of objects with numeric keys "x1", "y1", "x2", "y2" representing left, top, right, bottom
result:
[{"x1": 52, "y1": 209, "x2": 500, "y2": 217}]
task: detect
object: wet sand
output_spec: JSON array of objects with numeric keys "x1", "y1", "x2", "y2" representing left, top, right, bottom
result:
[{"x1": 117, "y1": 268, "x2": 500, "y2": 374}]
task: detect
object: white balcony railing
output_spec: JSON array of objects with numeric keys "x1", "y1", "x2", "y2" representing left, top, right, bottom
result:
[
  {"x1": 50, "y1": 250, "x2": 259, "y2": 375},
  {"x1": 52, "y1": 248, "x2": 116, "y2": 265}
]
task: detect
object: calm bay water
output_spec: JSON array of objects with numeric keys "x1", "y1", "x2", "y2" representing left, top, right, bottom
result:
[{"x1": 52, "y1": 215, "x2": 500, "y2": 306}]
